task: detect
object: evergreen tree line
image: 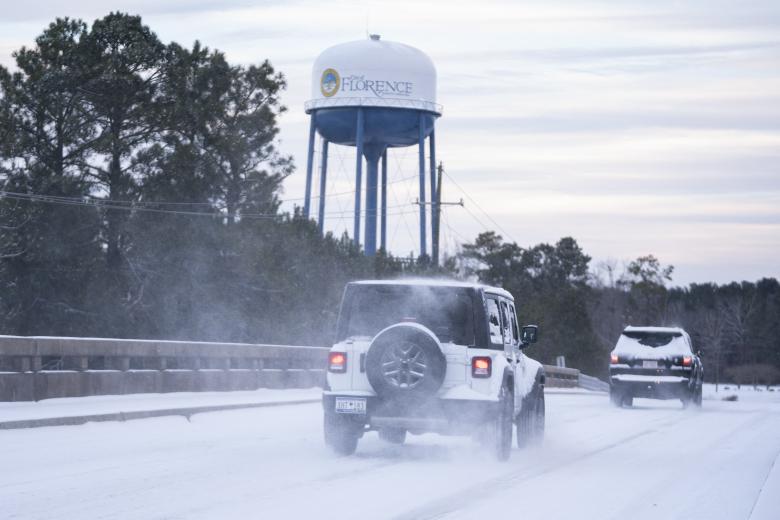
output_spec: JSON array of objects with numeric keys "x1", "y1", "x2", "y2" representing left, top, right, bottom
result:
[
  {"x1": 459, "y1": 232, "x2": 780, "y2": 383},
  {"x1": 0, "y1": 14, "x2": 436, "y2": 345},
  {"x1": 2, "y1": 15, "x2": 777, "y2": 384}
]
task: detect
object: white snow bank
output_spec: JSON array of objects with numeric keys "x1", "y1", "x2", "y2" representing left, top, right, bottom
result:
[{"x1": 0, "y1": 388, "x2": 322, "y2": 422}]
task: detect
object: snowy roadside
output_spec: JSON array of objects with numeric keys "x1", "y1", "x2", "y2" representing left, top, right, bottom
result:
[
  {"x1": 0, "y1": 386, "x2": 608, "y2": 429},
  {"x1": 3, "y1": 382, "x2": 771, "y2": 430},
  {"x1": 702, "y1": 383, "x2": 780, "y2": 402},
  {"x1": 0, "y1": 387, "x2": 323, "y2": 428}
]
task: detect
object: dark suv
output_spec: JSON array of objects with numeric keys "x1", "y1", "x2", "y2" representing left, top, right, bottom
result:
[
  {"x1": 609, "y1": 326, "x2": 703, "y2": 408},
  {"x1": 322, "y1": 280, "x2": 546, "y2": 460}
]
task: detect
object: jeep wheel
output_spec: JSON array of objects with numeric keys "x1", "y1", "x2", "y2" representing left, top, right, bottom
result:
[
  {"x1": 533, "y1": 392, "x2": 545, "y2": 440},
  {"x1": 622, "y1": 394, "x2": 633, "y2": 407},
  {"x1": 516, "y1": 388, "x2": 544, "y2": 448},
  {"x1": 324, "y1": 412, "x2": 361, "y2": 456},
  {"x1": 694, "y1": 385, "x2": 703, "y2": 407},
  {"x1": 492, "y1": 384, "x2": 514, "y2": 461},
  {"x1": 378, "y1": 428, "x2": 407, "y2": 445},
  {"x1": 365, "y1": 324, "x2": 446, "y2": 401}
]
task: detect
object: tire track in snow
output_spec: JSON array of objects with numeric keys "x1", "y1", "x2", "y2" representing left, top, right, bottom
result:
[
  {"x1": 390, "y1": 411, "x2": 702, "y2": 520},
  {"x1": 604, "y1": 409, "x2": 770, "y2": 520}
]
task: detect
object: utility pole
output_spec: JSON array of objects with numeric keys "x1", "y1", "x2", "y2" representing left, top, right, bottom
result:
[
  {"x1": 433, "y1": 162, "x2": 443, "y2": 265},
  {"x1": 413, "y1": 162, "x2": 463, "y2": 266}
]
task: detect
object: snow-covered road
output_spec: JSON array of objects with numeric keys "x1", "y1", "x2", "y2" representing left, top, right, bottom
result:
[{"x1": 2, "y1": 387, "x2": 779, "y2": 520}]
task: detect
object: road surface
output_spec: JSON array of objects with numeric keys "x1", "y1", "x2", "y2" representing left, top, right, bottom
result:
[{"x1": 2, "y1": 387, "x2": 778, "y2": 519}]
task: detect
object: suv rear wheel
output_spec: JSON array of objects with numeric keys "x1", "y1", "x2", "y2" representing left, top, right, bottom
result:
[
  {"x1": 694, "y1": 385, "x2": 703, "y2": 407},
  {"x1": 492, "y1": 384, "x2": 514, "y2": 461},
  {"x1": 516, "y1": 386, "x2": 545, "y2": 448},
  {"x1": 378, "y1": 428, "x2": 407, "y2": 445},
  {"x1": 609, "y1": 388, "x2": 622, "y2": 407},
  {"x1": 324, "y1": 411, "x2": 361, "y2": 456}
]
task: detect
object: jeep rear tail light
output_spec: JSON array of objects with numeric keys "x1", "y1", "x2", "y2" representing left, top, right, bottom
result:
[
  {"x1": 328, "y1": 352, "x2": 347, "y2": 373},
  {"x1": 472, "y1": 357, "x2": 492, "y2": 378},
  {"x1": 610, "y1": 354, "x2": 619, "y2": 364},
  {"x1": 682, "y1": 356, "x2": 692, "y2": 367}
]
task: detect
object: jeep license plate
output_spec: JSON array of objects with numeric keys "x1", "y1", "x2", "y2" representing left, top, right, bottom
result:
[
  {"x1": 335, "y1": 397, "x2": 366, "y2": 414},
  {"x1": 643, "y1": 360, "x2": 658, "y2": 369}
]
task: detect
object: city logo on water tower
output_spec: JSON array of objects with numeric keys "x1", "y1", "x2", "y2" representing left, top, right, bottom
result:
[{"x1": 320, "y1": 68, "x2": 340, "y2": 97}]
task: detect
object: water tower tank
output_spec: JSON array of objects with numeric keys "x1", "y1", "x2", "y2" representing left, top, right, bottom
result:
[{"x1": 302, "y1": 35, "x2": 442, "y2": 258}]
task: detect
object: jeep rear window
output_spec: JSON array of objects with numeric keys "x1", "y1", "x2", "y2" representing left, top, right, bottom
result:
[
  {"x1": 622, "y1": 331, "x2": 682, "y2": 348},
  {"x1": 342, "y1": 285, "x2": 475, "y2": 345}
]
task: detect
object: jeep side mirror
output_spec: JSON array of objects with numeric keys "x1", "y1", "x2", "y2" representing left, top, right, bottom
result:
[{"x1": 520, "y1": 325, "x2": 538, "y2": 347}]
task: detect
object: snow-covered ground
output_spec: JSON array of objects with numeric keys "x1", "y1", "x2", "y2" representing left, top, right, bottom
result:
[
  {"x1": 0, "y1": 388, "x2": 321, "y2": 423},
  {"x1": 1, "y1": 386, "x2": 778, "y2": 520}
]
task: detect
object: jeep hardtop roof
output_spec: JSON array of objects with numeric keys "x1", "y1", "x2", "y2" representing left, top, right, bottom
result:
[{"x1": 349, "y1": 279, "x2": 513, "y2": 301}]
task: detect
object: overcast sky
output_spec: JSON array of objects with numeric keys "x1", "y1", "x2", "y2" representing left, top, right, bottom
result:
[{"x1": 2, "y1": 0, "x2": 779, "y2": 285}]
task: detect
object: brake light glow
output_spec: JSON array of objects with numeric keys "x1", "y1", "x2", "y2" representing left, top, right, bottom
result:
[
  {"x1": 610, "y1": 354, "x2": 619, "y2": 364},
  {"x1": 472, "y1": 357, "x2": 492, "y2": 378},
  {"x1": 682, "y1": 356, "x2": 692, "y2": 367},
  {"x1": 328, "y1": 352, "x2": 347, "y2": 373}
]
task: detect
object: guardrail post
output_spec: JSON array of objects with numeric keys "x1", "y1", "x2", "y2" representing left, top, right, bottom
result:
[
  {"x1": 31, "y1": 356, "x2": 42, "y2": 372},
  {"x1": 20, "y1": 357, "x2": 31, "y2": 372}
]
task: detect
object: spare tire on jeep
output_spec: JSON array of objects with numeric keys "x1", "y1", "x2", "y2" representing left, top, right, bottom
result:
[{"x1": 365, "y1": 324, "x2": 446, "y2": 401}]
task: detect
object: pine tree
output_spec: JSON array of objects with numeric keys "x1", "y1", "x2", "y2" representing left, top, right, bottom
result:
[{"x1": 0, "y1": 18, "x2": 102, "y2": 335}]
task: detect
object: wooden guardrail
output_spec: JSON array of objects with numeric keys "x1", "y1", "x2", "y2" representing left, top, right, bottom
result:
[{"x1": 0, "y1": 336, "x2": 328, "y2": 401}]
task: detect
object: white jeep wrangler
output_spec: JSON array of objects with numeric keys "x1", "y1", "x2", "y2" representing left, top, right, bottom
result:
[{"x1": 322, "y1": 280, "x2": 545, "y2": 461}]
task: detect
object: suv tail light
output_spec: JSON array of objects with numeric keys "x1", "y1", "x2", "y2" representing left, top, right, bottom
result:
[
  {"x1": 673, "y1": 356, "x2": 693, "y2": 367},
  {"x1": 328, "y1": 352, "x2": 347, "y2": 373},
  {"x1": 610, "y1": 354, "x2": 619, "y2": 364},
  {"x1": 471, "y1": 357, "x2": 492, "y2": 378}
]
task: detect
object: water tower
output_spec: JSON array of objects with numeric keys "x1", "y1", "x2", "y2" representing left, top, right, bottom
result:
[{"x1": 302, "y1": 35, "x2": 441, "y2": 257}]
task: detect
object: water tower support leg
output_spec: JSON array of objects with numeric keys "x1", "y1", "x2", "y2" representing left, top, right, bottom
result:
[
  {"x1": 353, "y1": 108, "x2": 364, "y2": 249},
  {"x1": 365, "y1": 158, "x2": 378, "y2": 256},
  {"x1": 303, "y1": 114, "x2": 316, "y2": 219},
  {"x1": 380, "y1": 149, "x2": 388, "y2": 252},
  {"x1": 317, "y1": 139, "x2": 329, "y2": 235},
  {"x1": 418, "y1": 113, "x2": 428, "y2": 258},
  {"x1": 429, "y1": 128, "x2": 437, "y2": 265}
]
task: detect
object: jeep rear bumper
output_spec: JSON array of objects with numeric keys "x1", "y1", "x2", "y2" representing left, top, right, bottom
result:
[{"x1": 322, "y1": 393, "x2": 500, "y2": 435}]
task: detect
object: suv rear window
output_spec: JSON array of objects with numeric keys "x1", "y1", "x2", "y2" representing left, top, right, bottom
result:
[
  {"x1": 341, "y1": 285, "x2": 475, "y2": 345},
  {"x1": 622, "y1": 330, "x2": 682, "y2": 348}
]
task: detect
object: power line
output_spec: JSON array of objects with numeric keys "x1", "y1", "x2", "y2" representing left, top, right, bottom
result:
[
  {"x1": 441, "y1": 206, "x2": 472, "y2": 244},
  {"x1": 442, "y1": 170, "x2": 517, "y2": 243},
  {"x1": 0, "y1": 190, "x2": 276, "y2": 219},
  {"x1": 0, "y1": 190, "x2": 415, "y2": 220},
  {"x1": 0, "y1": 172, "x2": 422, "y2": 210},
  {"x1": 282, "y1": 172, "x2": 419, "y2": 203}
]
